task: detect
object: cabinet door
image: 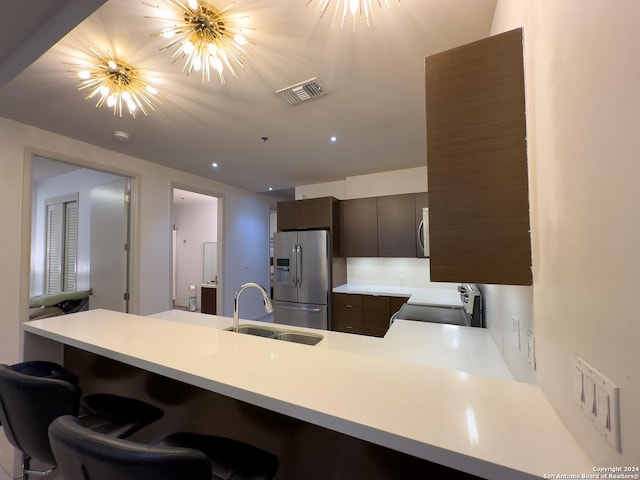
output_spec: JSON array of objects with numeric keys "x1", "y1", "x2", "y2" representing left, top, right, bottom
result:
[
  {"x1": 362, "y1": 295, "x2": 391, "y2": 337},
  {"x1": 300, "y1": 197, "x2": 333, "y2": 229},
  {"x1": 200, "y1": 287, "x2": 217, "y2": 315},
  {"x1": 277, "y1": 200, "x2": 302, "y2": 231},
  {"x1": 377, "y1": 194, "x2": 416, "y2": 257},
  {"x1": 425, "y1": 28, "x2": 532, "y2": 285},
  {"x1": 390, "y1": 296, "x2": 409, "y2": 316},
  {"x1": 277, "y1": 197, "x2": 335, "y2": 231},
  {"x1": 339, "y1": 198, "x2": 378, "y2": 257}
]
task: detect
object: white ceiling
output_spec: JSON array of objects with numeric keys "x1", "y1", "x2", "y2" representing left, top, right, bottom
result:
[{"x1": 0, "y1": 0, "x2": 497, "y2": 195}]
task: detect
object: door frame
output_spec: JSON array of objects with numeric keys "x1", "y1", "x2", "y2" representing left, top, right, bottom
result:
[
  {"x1": 170, "y1": 183, "x2": 224, "y2": 314},
  {"x1": 21, "y1": 148, "x2": 140, "y2": 317}
]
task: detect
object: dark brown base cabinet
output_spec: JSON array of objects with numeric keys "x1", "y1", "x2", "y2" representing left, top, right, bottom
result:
[
  {"x1": 332, "y1": 293, "x2": 408, "y2": 337},
  {"x1": 200, "y1": 286, "x2": 217, "y2": 315}
]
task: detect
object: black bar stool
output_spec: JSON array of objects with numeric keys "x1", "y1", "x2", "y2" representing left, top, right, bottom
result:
[
  {"x1": 0, "y1": 361, "x2": 164, "y2": 479},
  {"x1": 49, "y1": 415, "x2": 279, "y2": 480}
]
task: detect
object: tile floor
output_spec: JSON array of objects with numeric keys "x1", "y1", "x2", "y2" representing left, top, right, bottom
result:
[{"x1": 0, "y1": 428, "x2": 15, "y2": 480}]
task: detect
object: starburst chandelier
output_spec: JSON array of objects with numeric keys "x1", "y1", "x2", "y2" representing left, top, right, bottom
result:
[
  {"x1": 307, "y1": 0, "x2": 398, "y2": 30},
  {"x1": 69, "y1": 46, "x2": 160, "y2": 117},
  {"x1": 145, "y1": 0, "x2": 252, "y2": 84}
]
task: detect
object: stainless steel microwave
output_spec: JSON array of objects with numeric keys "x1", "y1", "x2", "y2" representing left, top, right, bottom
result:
[{"x1": 418, "y1": 207, "x2": 430, "y2": 257}]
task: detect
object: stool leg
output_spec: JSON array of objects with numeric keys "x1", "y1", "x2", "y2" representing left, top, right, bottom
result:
[{"x1": 22, "y1": 454, "x2": 54, "y2": 479}]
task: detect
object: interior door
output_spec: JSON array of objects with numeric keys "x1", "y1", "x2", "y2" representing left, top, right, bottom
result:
[{"x1": 90, "y1": 178, "x2": 130, "y2": 312}]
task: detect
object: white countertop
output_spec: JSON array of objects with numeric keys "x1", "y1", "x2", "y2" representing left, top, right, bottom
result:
[
  {"x1": 151, "y1": 310, "x2": 512, "y2": 380},
  {"x1": 22, "y1": 310, "x2": 593, "y2": 479},
  {"x1": 333, "y1": 283, "x2": 463, "y2": 307}
]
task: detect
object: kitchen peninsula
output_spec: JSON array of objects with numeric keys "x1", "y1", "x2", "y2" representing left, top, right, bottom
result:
[{"x1": 21, "y1": 309, "x2": 593, "y2": 479}]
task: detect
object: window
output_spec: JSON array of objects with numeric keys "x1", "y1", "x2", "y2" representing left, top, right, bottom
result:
[{"x1": 45, "y1": 194, "x2": 79, "y2": 293}]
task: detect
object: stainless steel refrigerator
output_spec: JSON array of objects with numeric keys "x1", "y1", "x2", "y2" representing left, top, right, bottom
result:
[{"x1": 273, "y1": 230, "x2": 329, "y2": 329}]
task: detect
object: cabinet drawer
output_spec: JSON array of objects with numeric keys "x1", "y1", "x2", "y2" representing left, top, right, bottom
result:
[
  {"x1": 362, "y1": 295, "x2": 390, "y2": 310},
  {"x1": 333, "y1": 293, "x2": 362, "y2": 308}
]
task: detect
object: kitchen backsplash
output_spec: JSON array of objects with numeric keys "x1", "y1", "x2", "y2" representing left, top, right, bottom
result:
[{"x1": 346, "y1": 257, "x2": 458, "y2": 290}]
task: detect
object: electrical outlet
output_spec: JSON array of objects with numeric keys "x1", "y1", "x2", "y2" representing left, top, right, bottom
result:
[{"x1": 512, "y1": 316, "x2": 521, "y2": 351}]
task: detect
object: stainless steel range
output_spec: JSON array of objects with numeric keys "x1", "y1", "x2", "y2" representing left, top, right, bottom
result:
[
  {"x1": 392, "y1": 283, "x2": 483, "y2": 328},
  {"x1": 458, "y1": 283, "x2": 483, "y2": 327}
]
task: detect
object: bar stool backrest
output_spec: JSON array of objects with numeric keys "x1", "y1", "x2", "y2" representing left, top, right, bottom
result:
[
  {"x1": 0, "y1": 364, "x2": 80, "y2": 466},
  {"x1": 49, "y1": 416, "x2": 212, "y2": 480}
]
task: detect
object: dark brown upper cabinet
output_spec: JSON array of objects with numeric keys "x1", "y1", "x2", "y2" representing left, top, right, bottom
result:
[
  {"x1": 425, "y1": 28, "x2": 532, "y2": 285},
  {"x1": 339, "y1": 193, "x2": 427, "y2": 258},
  {"x1": 377, "y1": 194, "x2": 417, "y2": 257},
  {"x1": 339, "y1": 197, "x2": 378, "y2": 257},
  {"x1": 277, "y1": 197, "x2": 337, "y2": 231}
]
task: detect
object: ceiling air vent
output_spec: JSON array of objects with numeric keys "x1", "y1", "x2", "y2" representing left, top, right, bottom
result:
[{"x1": 276, "y1": 78, "x2": 328, "y2": 105}]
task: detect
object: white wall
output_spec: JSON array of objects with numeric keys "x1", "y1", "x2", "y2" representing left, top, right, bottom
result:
[
  {"x1": 479, "y1": 284, "x2": 534, "y2": 384},
  {"x1": 30, "y1": 167, "x2": 122, "y2": 295},
  {"x1": 491, "y1": 0, "x2": 640, "y2": 465},
  {"x1": 173, "y1": 199, "x2": 217, "y2": 308},
  {"x1": 0, "y1": 117, "x2": 275, "y2": 365},
  {"x1": 296, "y1": 180, "x2": 346, "y2": 200},
  {"x1": 295, "y1": 166, "x2": 428, "y2": 200}
]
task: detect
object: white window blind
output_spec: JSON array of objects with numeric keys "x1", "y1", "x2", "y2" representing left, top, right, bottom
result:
[
  {"x1": 45, "y1": 195, "x2": 78, "y2": 293},
  {"x1": 64, "y1": 201, "x2": 78, "y2": 291}
]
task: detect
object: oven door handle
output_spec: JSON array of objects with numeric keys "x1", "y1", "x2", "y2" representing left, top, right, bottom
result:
[{"x1": 389, "y1": 310, "x2": 401, "y2": 326}]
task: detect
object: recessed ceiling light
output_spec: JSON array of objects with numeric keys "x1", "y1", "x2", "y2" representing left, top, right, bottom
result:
[
  {"x1": 212, "y1": 162, "x2": 219, "y2": 168},
  {"x1": 330, "y1": 136, "x2": 338, "y2": 143},
  {"x1": 268, "y1": 187, "x2": 273, "y2": 191},
  {"x1": 113, "y1": 130, "x2": 130, "y2": 142}
]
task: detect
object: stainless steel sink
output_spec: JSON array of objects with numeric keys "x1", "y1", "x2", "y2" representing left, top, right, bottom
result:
[
  {"x1": 225, "y1": 324, "x2": 323, "y2": 346},
  {"x1": 232, "y1": 325, "x2": 278, "y2": 338},
  {"x1": 274, "y1": 332, "x2": 323, "y2": 346}
]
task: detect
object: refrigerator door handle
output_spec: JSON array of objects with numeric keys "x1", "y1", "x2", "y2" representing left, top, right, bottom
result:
[
  {"x1": 296, "y1": 244, "x2": 302, "y2": 289},
  {"x1": 277, "y1": 304, "x2": 323, "y2": 313},
  {"x1": 291, "y1": 245, "x2": 298, "y2": 287}
]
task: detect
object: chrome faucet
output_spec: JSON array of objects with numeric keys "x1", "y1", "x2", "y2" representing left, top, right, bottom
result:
[{"x1": 233, "y1": 282, "x2": 273, "y2": 332}]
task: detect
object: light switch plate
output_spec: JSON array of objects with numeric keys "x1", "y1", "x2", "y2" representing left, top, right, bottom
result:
[
  {"x1": 574, "y1": 355, "x2": 621, "y2": 452},
  {"x1": 527, "y1": 331, "x2": 536, "y2": 369},
  {"x1": 574, "y1": 366, "x2": 585, "y2": 403}
]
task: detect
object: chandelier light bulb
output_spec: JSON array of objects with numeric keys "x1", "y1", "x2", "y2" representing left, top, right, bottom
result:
[
  {"x1": 146, "y1": 0, "x2": 254, "y2": 84},
  {"x1": 234, "y1": 34, "x2": 247, "y2": 45},
  {"x1": 68, "y1": 46, "x2": 160, "y2": 118},
  {"x1": 210, "y1": 56, "x2": 223, "y2": 72},
  {"x1": 161, "y1": 28, "x2": 175, "y2": 38},
  {"x1": 307, "y1": 0, "x2": 398, "y2": 30}
]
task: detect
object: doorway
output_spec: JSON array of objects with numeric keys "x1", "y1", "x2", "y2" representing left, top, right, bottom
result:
[
  {"x1": 30, "y1": 156, "x2": 133, "y2": 313},
  {"x1": 172, "y1": 188, "x2": 219, "y2": 313}
]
